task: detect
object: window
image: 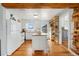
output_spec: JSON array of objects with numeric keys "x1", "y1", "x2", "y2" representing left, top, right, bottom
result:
[{"x1": 26, "y1": 23, "x2": 34, "y2": 30}]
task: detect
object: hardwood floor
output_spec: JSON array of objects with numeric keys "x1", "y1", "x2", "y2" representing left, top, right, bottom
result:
[
  {"x1": 48, "y1": 40, "x2": 73, "y2": 56},
  {"x1": 62, "y1": 40, "x2": 68, "y2": 48},
  {"x1": 11, "y1": 40, "x2": 32, "y2": 56},
  {"x1": 11, "y1": 40, "x2": 73, "y2": 56}
]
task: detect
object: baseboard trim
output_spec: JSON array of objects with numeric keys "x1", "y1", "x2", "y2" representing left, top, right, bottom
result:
[
  {"x1": 8, "y1": 41, "x2": 24, "y2": 56},
  {"x1": 68, "y1": 49, "x2": 78, "y2": 56},
  {"x1": 61, "y1": 45, "x2": 78, "y2": 56}
]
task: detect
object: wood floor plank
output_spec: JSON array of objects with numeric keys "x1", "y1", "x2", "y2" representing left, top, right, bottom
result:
[{"x1": 11, "y1": 40, "x2": 73, "y2": 56}]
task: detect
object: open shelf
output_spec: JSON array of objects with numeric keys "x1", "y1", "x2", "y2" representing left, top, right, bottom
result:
[
  {"x1": 73, "y1": 12, "x2": 79, "y2": 17},
  {"x1": 72, "y1": 9, "x2": 79, "y2": 54},
  {"x1": 49, "y1": 16, "x2": 59, "y2": 42}
]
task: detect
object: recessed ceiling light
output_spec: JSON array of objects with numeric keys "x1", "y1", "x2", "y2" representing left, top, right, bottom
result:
[{"x1": 34, "y1": 14, "x2": 38, "y2": 18}]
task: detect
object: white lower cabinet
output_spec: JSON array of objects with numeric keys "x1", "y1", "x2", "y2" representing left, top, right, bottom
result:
[{"x1": 32, "y1": 35, "x2": 49, "y2": 53}]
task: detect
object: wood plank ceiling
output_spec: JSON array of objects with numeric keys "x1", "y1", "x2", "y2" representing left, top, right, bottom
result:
[{"x1": 2, "y1": 3, "x2": 79, "y2": 9}]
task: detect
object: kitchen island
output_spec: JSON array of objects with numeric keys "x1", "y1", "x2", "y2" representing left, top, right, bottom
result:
[{"x1": 32, "y1": 34, "x2": 49, "y2": 53}]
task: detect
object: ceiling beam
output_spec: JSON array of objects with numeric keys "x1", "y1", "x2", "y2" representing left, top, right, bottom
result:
[{"x1": 2, "y1": 3, "x2": 79, "y2": 9}]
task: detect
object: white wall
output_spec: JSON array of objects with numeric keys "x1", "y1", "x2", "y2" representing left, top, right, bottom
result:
[
  {"x1": 6, "y1": 9, "x2": 24, "y2": 55},
  {"x1": 59, "y1": 10, "x2": 69, "y2": 44},
  {"x1": 0, "y1": 4, "x2": 7, "y2": 56},
  {"x1": 59, "y1": 9, "x2": 73, "y2": 48}
]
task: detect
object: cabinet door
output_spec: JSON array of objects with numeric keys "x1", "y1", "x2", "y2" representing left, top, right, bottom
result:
[
  {"x1": 32, "y1": 37, "x2": 40, "y2": 50},
  {"x1": 38, "y1": 36, "x2": 48, "y2": 50}
]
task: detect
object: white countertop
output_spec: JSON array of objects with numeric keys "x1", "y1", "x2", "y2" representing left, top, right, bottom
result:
[{"x1": 32, "y1": 33, "x2": 47, "y2": 36}]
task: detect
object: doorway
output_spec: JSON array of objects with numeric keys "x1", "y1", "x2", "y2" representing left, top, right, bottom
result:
[{"x1": 62, "y1": 27, "x2": 68, "y2": 48}]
